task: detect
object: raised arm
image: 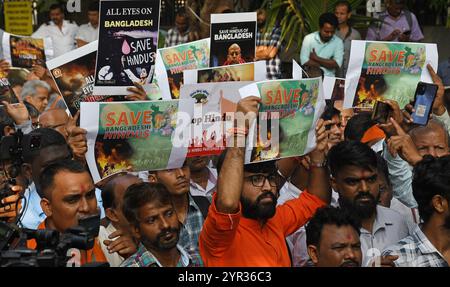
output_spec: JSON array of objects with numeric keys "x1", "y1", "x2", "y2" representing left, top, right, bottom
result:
[{"x1": 216, "y1": 96, "x2": 260, "y2": 213}]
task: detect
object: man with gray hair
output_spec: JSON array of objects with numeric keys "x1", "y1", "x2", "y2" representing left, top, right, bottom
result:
[{"x1": 20, "y1": 80, "x2": 51, "y2": 113}]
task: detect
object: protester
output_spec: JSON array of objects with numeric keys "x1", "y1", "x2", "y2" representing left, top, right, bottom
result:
[
  {"x1": 20, "y1": 80, "x2": 50, "y2": 114},
  {"x1": 121, "y1": 182, "x2": 203, "y2": 267},
  {"x1": 32, "y1": 3, "x2": 79, "y2": 57},
  {"x1": 164, "y1": 8, "x2": 191, "y2": 48},
  {"x1": 255, "y1": 8, "x2": 282, "y2": 79},
  {"x1": 306, "y1": 206, "x2": 362, "y2": 267},
  {"x1": 334, "y1": 1, "x2": 361, "y2": 77},
  {"x1": 366, "y1": 0, "x2": 424, "y2": 42},
  {"x1": 27, "y1": 159, "x2": 107, "y2": 265},
  {"x1": 38, "y1": 108, "x2": 70, "y2": 139},
  {"x1": 148, "y1": 163, "x2": 210, "y2": 253},
  {"x1": 76, "y1": 1, "x2": 100, "y2": 47},
  {"x1": 327, "y1": 141, "x2": 415, "y2": 266},
  {"x1": 99, "y1": 174, "x2": 141, "y2": 267},
  {"x1": 300, "y1": 13, "x2": 344, "y2": 77},
  {"x1": 187, "y1": 156, "x2": 217, "y2": 201},
  {"x1": 382, "y1": 156, "x2": 450, "y2": 267},
  {"x1": 199, "y1": 97, "x2": 331, "y2": 267}
]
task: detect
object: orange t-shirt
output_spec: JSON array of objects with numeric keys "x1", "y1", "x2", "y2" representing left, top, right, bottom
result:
[
  {"x1": 27, "y1": 221, "x2": 107, "y2": 266},
  {"x1": 199, "y1": 190, "x2": 326, "y2": 267}
]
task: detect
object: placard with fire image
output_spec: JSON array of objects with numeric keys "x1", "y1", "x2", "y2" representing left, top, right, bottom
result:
[
  {"x1": 2, "y1": 32, "x2": 53, "y2": 69},
  {"x1": 155, "y1": 38, "x2": 210, "y2": 99},
  {"x1": 183, "y1": 61, "x2": 266, "y2": 84},
  {"x1": 239, "y1": 78, "x2": 326, "y2": 164},
  {"x1": 81, "y1": 99, "x2": 194, "y2": 183},
  {"x1": 180, "y1": 81, "x2": 251, "y2": 157},
  {"x1": 47, "y1": 41, "x2": 126, "y2": 116},
  {"x1": 344, "y1": 41, "x2": 438, "y2": 110},
  {"x1": 93, "y1": 0, "x2": 161, "y2": 95}
]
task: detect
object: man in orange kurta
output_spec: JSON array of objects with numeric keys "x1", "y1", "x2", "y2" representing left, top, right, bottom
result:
[{"x1": 199, "y1": 97, "x2": 332, "y2": 266}]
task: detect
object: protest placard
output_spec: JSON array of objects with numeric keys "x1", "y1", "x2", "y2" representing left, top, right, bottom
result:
[
  {"x1": 93, "y1": 0, "x2": 161, "y2": 95},
  {"x1": 323, "y1": 76, "x2": 345, "y2": 101},
  {"x1": 344, "y1": 40, "x2": 438, "y2": 110},
  {"x1": 239, "y1": 78, "x2": 326, "y2": 163},
  {"x1": 180, "y1": 81, "x2": 251, "y2": 157},
  {"x1": 183, "y1": 61, "x2": 266, "y2": 84},
  {"x1": 47, "y1": 41, "x2": 127, "y2": 116},
  {"x1": 0, "y1": 70, "x2": 18, "y2": 104},
  {"x1": 155, "y1": 38, "x2": 210, "y2": 99},
  {"x1": 81, "y1": 99, "x2": 194, "y2": 183},
  {"x1": 209, "y1": 12, "x2": 257, "y2": 67},
  {"x1": 2, "y1": 32, "x2": 53, "y2": 69}
]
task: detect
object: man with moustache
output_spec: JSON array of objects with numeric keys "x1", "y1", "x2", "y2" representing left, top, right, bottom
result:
[
  {"x1": 99, "y1": 173, "x2": 141, "y2": 267},
  {"x1": 255, "y1": 8, "x2": 282, "y2": 79},
  {"x1": 327, "y1": 141, "x2": 415, "y2": 266},
  {"x1": 199, "y1": 96, "x2": 331, "y2": 267},
  {"x1": 121, "y1": 182, "x2": 203, "y2": 267},
  {"x1": 33, "y1": 3, "x2": 79, "y2": 57},
  {"x1": 306, "y1": 206, "x2": 362, "y2": 267},
  {"x1": 382, "y1": 156, "x2": 450, "y2": 267},
  {"x1": 300, "y1": 13, "x2": 344, "y2": 77},
  {"x1": 148, "y1": 162, "x2": 209, "y2": 253}
]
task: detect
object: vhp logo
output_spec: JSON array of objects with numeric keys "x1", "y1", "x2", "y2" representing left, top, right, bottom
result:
[{"x1": 67, "y1": 0, "x2": 81, "y2": 13}]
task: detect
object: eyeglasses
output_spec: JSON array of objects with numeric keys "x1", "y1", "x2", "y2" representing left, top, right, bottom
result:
[{"x1": 245, "y1": 174, "x2": 279, "y2": 187}]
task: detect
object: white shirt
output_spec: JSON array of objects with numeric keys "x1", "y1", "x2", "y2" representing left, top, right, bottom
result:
[
  {"x1": 361, "y1": 205, "x2": 417, "y2": 266},
  {"x1": 98, "y1": 223, "x2": 125, "y2": 267},
  {"x1": 33, "y1": 20, "x2": 79, "y2": 57},
  {"x1": 189, "y1": 167, "x2": 217, "y2": 200},
  {"x1": 75, "y1": 22, "x2": 98, "y2": 44}
]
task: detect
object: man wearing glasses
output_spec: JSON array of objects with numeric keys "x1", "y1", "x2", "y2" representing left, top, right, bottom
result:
[{"x1": 199, "y1": 96, "x2": 332, "y2": 267}]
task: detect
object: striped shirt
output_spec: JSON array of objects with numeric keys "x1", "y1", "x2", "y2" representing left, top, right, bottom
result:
[{"x1": 382, "y1": 225, "x2": 449, "y2": 267}]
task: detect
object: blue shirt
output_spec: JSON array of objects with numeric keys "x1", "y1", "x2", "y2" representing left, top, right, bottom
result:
[
  {"x1": 300, "y1": 32, "x2": 344, "y2": 77},
  {"x1": 19, "y1": 183, "x2": 46, "y2": 229},
  {"x1": 19, "y1": 183, "x2": 105, "y2": 229}
]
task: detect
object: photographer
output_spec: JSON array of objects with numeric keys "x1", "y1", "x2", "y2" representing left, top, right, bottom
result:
[{"x1": 27, "y1": 159, "x2": 106, "y2": 265}]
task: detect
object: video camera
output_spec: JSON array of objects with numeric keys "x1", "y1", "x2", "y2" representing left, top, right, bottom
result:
[{"x1": 0, "y1": 213, "x2": 106, "y2": 267}]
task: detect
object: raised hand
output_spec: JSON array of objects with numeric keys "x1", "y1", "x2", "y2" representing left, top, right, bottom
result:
[{"x1": 386, "y1": 118, "x2": 423, "y2": 166}]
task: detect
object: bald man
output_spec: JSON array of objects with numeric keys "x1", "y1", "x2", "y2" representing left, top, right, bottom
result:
[
  {"x1": 223, "y1": 43, "x2": 246, "y2": 65},
  {"x1": 38, "y1": 108, "x2": 69, "y2": 139},
  {"x1": 99, "y1": 173, "x2": 142, "y2": 267},
  {"x1": 409, "y1": 119, "x2": 449, "y2": 159}
]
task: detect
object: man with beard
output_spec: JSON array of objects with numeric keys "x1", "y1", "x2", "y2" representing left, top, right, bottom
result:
[
  {"x1": 328, "y1": 141, "x2": 415, "y2": 266},
  {"x1": 382, "y1": 155, "x2": 450, "y2": 267},
  {"x1": 306, "y1": 206, "x2": 362, "y2": 267},
  {"x1": 199, "y1": 96, "x2": 331, "y2": 267},
  {"x1": 27, "y1": 159, "x2": 107, "y2": 265},
  {"x1": 300, "y1": 13, "x2": 344, "y2": 77},
  {"x1": 148, "y1": 162, "x2": 209, "y2": 253},
  {"x1": 321, "y1": 105, "x2": 343, "y2": 150},
  {"x1": 121, "y1": 182, "x2": 203, "y2": 267}
]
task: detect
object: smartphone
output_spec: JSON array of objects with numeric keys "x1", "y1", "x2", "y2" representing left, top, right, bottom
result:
[
  {"x1": 372, "y1": 101, "x2": 392, "y2": 124},
  {"x1": 411, "y1": 82, "x2": 438, "y2": 126},
  {"x1": 402, "y1": 30, "x2": 411, "y2": 36}
]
